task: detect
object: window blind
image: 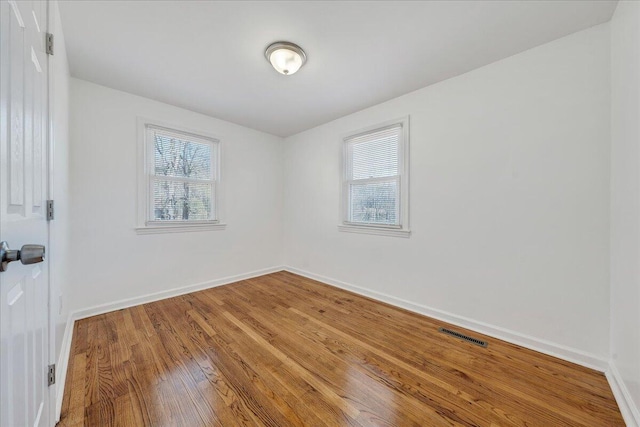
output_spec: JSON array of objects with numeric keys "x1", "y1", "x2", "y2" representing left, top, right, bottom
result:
[
  {"x1": 148, "y1": 127, "x2": 217, "y2": 222},
  {"x1": 345, "y1": 125, "x2": 402, "y2": 226}
]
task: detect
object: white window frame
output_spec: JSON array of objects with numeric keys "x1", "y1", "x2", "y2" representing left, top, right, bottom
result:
[
  {"x1": 136, "y1": 118, "x2": 226, "y2": 234},
  {"x1": 338, "y1": 116, "x2": 410, "y2": 238}
]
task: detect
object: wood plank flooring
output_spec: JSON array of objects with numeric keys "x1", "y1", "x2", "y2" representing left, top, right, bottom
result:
[{"x1": 57, "y1": 271, "x2": 624, "y2": 426}]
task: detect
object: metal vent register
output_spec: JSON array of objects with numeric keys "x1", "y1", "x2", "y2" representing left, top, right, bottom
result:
[{"x1": 438, "y1": 327, "x2": 488, "y2": 348}]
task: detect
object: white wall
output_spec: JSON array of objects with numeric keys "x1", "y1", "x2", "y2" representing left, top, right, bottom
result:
[
  {"x1": 68, "y1": 79, "x2": 283, "y2": 312},
  {"x1": 610, "y1": 1, "x2": 640, "y2": 424},
  {"x1": 49, "y1": 0, "x2": 71, "y2": 389},
  {"x1": 283, "y1": 24, "x2": 611, "y2": 362}
]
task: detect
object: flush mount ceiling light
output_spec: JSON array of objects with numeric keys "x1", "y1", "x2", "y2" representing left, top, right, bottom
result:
[{"x1": 265, "y1": 41, "x2": 307, "y2": 75}]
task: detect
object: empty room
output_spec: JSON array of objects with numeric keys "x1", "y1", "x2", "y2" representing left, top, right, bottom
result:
[{"x1": 1, "y1": 0, "x2": 639, "y2": 426}]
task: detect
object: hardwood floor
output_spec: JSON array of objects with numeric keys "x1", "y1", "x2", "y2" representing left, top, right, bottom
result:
[{"x1": 58, "y1": 271, "x2": 624, "y2": 426}]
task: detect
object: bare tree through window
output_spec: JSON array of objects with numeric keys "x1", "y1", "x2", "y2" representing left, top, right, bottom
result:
[
  {"x1": 351, "y1": 181, "x2": 397, "y2": 224},
  {"x1": 152, "y1": 132, "x2": 214, "y2": 221}
]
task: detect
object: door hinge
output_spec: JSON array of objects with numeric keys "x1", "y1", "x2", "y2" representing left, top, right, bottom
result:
[
  {"x1": 48, "y1": 364, "x2": 55, "y2": 386},
  {"x1": 46, "y1": 200, "x2": 54, "y2": 221},
  {"x1": 46, "y1": 33, "x2": 54, "y2": 55}
]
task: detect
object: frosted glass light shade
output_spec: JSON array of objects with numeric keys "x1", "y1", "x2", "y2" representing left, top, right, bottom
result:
[{"x1": 265, "y1": 42, "x2": 307, "y2": 75}]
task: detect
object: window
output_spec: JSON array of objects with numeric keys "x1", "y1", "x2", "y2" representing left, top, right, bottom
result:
[
  {"x1": 340, "y1": 117, "x2": 410, "y2": 237},
  {"x1": 136, "y1": 120, "x2": 225, "y2": 234}
]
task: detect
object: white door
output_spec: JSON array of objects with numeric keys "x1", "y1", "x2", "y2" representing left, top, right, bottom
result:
[{"x1": 0, "y1": 0, "x2": 51, "y2": 426}]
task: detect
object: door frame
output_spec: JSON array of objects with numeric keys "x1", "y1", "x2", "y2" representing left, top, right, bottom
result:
[{"x1": 45, "y1": 0, "x2": 56, "y2": 424}]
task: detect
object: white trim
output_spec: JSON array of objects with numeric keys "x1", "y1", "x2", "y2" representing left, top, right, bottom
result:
[
  {"x1": 55, "y1": 312, "x2": 75, "y2": 422},
  {"x1": 135, "y1": 222, "x2": 227, "y2": 235},
  {"x1": 71, "y1": 266, "x2": 283, "y2": 321},
  {"x1": 46, "y1": 1, "x2": 58, "y2": 424},
  {"x1": 337, "y1": 224, "x2": 411, "y2": 238},
  {"x1": 606, "y1": 362, "x2": 640, "y2": 427},
  {"x1": 53, "y1": 267, "x2": 619, "y2": 422},
  {"x1": 136, "y1": 117, "x2": 223, "y2": 231},
  {"x1": 340, "y1": 116, "x2": 410, "y2": 236},
  {"x1": 54, "y1": 265, "x2": 285, "y2": 421},
  {"x1": 283, "y1": 266, "x2": 609, "y2": 371},
  {"x1": 52, "y1": 267, "x2": 625, "y2": 424}
]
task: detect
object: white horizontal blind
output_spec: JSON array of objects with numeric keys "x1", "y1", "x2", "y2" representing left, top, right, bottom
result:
[
  {"x1": 345, "y1": 125, "x2": 402, "y2": 226},
  {"x1": 147, "y1": 126, "x2": 218, "y2": 222}
]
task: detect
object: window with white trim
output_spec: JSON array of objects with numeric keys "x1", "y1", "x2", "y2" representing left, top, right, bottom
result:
[
  {"x1": 137, "y1": 121, "x2": 224, "y2": 234},
  {"x1": 340, "y1": 118, "x2": 410, "y2": 237}
]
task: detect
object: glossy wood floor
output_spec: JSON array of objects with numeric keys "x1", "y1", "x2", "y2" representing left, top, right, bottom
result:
[{"x1": 58, "y1": 271, "x2": 624, "y2": 427}]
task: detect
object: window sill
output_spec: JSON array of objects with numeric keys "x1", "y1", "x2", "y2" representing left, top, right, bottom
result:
[
  {"x1": 337, "y1": 224, "x2": 411, "y2": 238},
  {"x1": 135, "y1": 223, "x2": 227, "y2": 235}
]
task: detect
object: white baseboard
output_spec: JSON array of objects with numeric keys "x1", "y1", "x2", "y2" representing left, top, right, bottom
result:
[
  {"x1": 606, "y1": 362, "x2": 640, "y2": 427},
  {"x1": 283, "y1": 266, "x2": 609, "y2": 372},
  {"x1": 72, "y1": 266, "x2": 285, "y2": 320},
  {"x1": 54, "y1": 265, "x2": 620, "y2": 423},
  {"x1": 54, "y1": 265, "x2": 284, "y2": 421},
  {"x1": 55, "y1": 312, "x2": 75, "y2": 422}
]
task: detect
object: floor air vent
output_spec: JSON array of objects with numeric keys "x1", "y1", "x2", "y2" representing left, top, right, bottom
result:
[{"x1": 438, "y1": 327, "x2": 488, "y2": 348}]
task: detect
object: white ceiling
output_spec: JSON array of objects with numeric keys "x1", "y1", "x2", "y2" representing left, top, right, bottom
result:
[{"x1": 58, "y1": 1, "x2": 617, "y2": 137}]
